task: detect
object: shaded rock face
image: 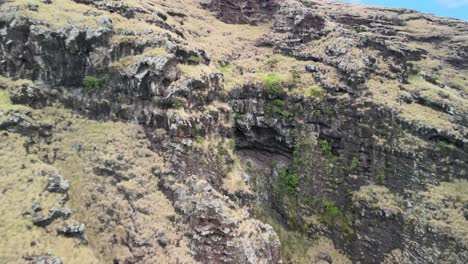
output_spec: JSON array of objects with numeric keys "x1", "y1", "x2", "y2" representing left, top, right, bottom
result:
[
  {"x1": 10, "y1": 83, "x2": 47, "y2": 108},
  {"x1": 206, "y1": 0, "x2": 281, "y2": 24},
  {"x1": 0, "y1": 15, "x2": 111, "y2": 86},
  {"x1": 0, "y1": 110, "x2": 52, "y2": 138},
  {"x1": 272, "y1": 1, "x2": 328, "y2": 44},
  {"x1": 231, "y1": 82, "x2": 467, "y2": 263}
]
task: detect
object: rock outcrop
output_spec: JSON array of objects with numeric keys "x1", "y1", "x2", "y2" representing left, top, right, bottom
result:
[{"x1": 204, "y1": 0, "x2": 281, "y2": 24}]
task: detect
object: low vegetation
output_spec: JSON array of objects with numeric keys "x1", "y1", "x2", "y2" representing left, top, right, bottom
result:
[
  {"x1": 262, "y1": 73, "x2": 286, "y2": 98},
  {"x1": 319, "y1": 139, "x2": 336, "y2": 162},
  {"x1": 82, "y1": 75, "x2": 108, "y2": 94},
  {"x1": 319, "y1": 201, "x2": 354, "y2": 237},
  {"x1": 305, "y1": 85, "x2": 325, "y2": 99}
]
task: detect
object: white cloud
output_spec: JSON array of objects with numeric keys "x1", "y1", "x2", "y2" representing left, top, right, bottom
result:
[{"x1": 438, "y1": 0, "x2": 468, "y2": 8}]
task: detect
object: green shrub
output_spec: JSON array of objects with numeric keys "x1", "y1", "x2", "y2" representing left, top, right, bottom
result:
[
  {"x1": 263, "y1": 73, "x2": 285, "y2": 98},
  {"x1": 272, "y1": 160, "x2": 279, "y2": 169},
  {"x1": 350, "y1": 157, "x2": 359, "y2": 171},
  {"x1": 83, "y1": 75, "x2": 107, "y2": 93},
  {"x1": 322, "y1": 105, "x2": 334, "y2": 115},
  {"x1": 274, "y1": 108, "x2": 293, "y2": 119},
  {"x1": 195, "y1": 135, "x2": 204, "y2": 144},
  {"x1": 319, "y1": 139, "x2": 333, "y2": 159},
  {"x1": 273, "y1": 99, "x2": 284, "y2": 107},
  {"x1": 436, "y1": 140, "x2": 454, "y2": 150},
  {"x1": 234, "y1": 113, "x2": 243, "y2": 120},
  {"x1": 319, "y1": 200, "x2": 354, "y2": 237},
  {"x1": 279, "y1": 168, "x2": 299, "y2": 194},
  {"x1": 305, "y1": 85, "x2": 325, "y2": 99},
  {"x1": 353, "y1": 27, "x2": 362, "y2": 33},
  {"x1": 376, "y1": 174, "x2": 386, "y2": 184},
  {"x1": 301, "y1": 0, "x2": 312, "y2": 7}
]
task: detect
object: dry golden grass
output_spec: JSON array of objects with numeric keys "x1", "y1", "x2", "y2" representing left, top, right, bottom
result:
[
  {"x1": 353, "y1": 185, "x2": 403, "y2": 214},
  {"x1": 366, "y1": 75, "x2": 467, "y2": 139},
  {"x1": 222, "y1": 158, "x2": 250, "y2": 194},
  {"x1": 0, "y1": 73, "x2": 197, "y2": 263},
  {"x1": 1, "y1": 0, "x2": 178, "y2": 39},
  {"x1": 418, "y1": 180, "x2": 468, "y2": 241},
  {"x1": 35, "y1": 107, "x2": 197, "y2": 263},
  {"x1": 0, "y1": 124, "x2": 100, "y2": 264}
]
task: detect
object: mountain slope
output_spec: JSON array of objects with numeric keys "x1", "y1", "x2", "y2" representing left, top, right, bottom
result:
[{"x1": 0, "y1": 0, "x2": 467, "y2": 263}]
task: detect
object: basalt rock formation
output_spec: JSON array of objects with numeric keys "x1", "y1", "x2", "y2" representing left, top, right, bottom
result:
[{"x1": 0, "y1": 0, "x2": 466, "y2": 264}]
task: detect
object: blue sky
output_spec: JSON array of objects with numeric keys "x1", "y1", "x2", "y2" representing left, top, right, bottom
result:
[{"x1": 340, "y1": 0, "x2": 468, "y2": 20}]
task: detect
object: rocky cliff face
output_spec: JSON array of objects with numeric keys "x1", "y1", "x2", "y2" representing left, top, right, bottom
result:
[{"x1": 0, "y1": 0, "x2": 466, "y2": 264}]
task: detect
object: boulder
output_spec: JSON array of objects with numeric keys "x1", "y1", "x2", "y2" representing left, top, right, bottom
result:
[
  {"x1": 46, "y1": 172, "x2": 70, "y2": 193},
  {"x1": 57, "y1": 223, "x2": 88, "y2": 244},
  {"x1": 23, "y1": 253, "x2": 63, "y2": 264},
  {"x1": 205, "y1": 0, "x2": 280, "y2": 25},
  {"x1": 32, "y1": 208, "x2": 71, "y2": 227},
  {"x1": 10, "y1": 83, "x2": 47, "y2": 109}
]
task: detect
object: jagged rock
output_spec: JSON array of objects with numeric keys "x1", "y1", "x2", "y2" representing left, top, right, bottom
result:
[
  {"x1": 0, "y1": 111, "x2": 52, "y2": 137},
  {"x1": 46, "y1": 172, "x2": 70, "y2": 193},
  {"x1": 157, "y1": 235, "x2": 169, "y2": 248},
  {"x1": 316, "y1": 252, "x2": 333, "y2": 263},
  {"x1": 24, "y1": 253, "x2": 63, "y2": 264},
  {"x1": 10, "y1": 83, "x2": 47, "y2": 108},
  {"x1": 32, "y1": 208, "x2": 71, "y2": 227},
  {"x1": 93, "y1": 158, "x2": 130, "y2": 182},
  {"x1": 57, "y1": 223, "x2": 88, "y2": 244},
  {"x1": 0, "y1": 15, "x2": 112, "y2": 86},
  {"x1": 23, "y1": 199, "x2": 42, "y2": 216},
  {"x1": 73, "y1": 0, "x2": 147, "y2": 19},
  {"x1": 273, "y1": 1, "x2": 329, "y2": 43},
  {"x1": 205, "y1": 0, "x2": 280, "y2": 25},
  {"x1": 30, "y1": 200, "x2": 42, "y2": 213},
  {"x1": 118, "y1": 55, "x2": 179, "y2": 98},
  {"x1": 161, "y1": 176, "x2": 281, "y2": 263},
  {"x1": 26, "y1": 4, "x2": 39, "y2": 12}
]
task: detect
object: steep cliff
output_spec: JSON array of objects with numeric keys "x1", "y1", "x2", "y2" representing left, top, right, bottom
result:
[{"x1": 0, "y1": 0, "x2": 466, "y2": 263}]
